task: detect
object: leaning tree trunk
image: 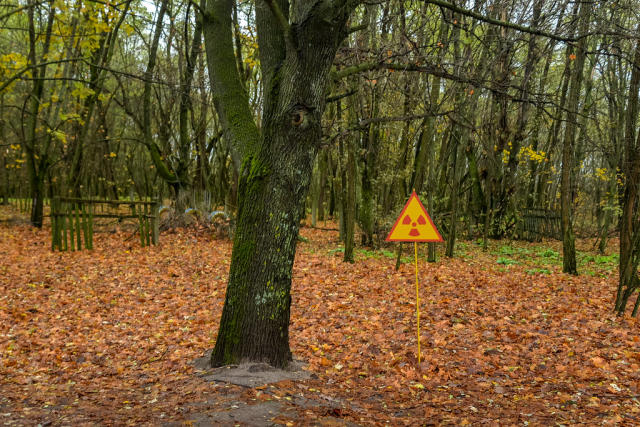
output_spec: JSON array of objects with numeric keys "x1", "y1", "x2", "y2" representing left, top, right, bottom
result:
[{"x1": 203, "y1": 0, "x2": 355, "y2": 368}]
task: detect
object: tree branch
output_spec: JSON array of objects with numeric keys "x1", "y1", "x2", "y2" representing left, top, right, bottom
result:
[
  {"x1": 263, "y1": 0, "x2": 296, "y2": 52},
  {"x1": 0, "y1": 2, "x2": 42, "y2": 22},
  {"x1": 326, "y1": 90, "x2": 356, "y2": 103},
  {"x1": 0, "y1": 58, "x2": 82, "y2": 93},
  {"x1": 420, "y1": 0, "x2": 578, "y2": 44},
  {"x1": 202, "y1": 0, "x2": 259, "y2": 169},
  {"x1": 348, "y1": 23, "x2": 368, "y2": 34},
  {"x1": 332, "y1": 60, "x2": 469, "y2": 84},
  {"x1": 357, "y1": 111, "x2": 453, "y2": 127}
]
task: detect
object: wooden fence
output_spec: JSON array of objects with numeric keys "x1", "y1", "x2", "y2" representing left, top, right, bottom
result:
[
  {"x1": 51, "y1": 198, "x2": 159, "y2": 251},
  {"x1": 520, "y1": 208, "x2": 561, "y2": 241}
]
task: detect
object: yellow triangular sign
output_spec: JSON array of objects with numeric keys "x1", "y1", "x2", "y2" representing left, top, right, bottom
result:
[{"x1": 386, "y1": 191, "x2": 443, "y2": 242}]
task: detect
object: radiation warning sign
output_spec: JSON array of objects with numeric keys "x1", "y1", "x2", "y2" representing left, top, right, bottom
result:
[{"x1": 386, "y1": 191, "x2": 443, "y2": 242}]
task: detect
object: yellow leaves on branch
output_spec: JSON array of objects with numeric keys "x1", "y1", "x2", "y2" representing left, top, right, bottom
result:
[
  {"x1": 71, "y1": 83, "x2": 95, "y2": 100},
  {"x1": 47, "y1": 129, "x2": 68, "y2": 145},
  {"x1": 0, "y1": 52, "x2": 27, "y2": 71},
  {"x1": 59, "y1": 112, "x2": 84, "y2": 127},
  {"x1": 518, "y1": 145, "x2": 546, "y2": 163},
  {"x1": 0, "y1": 52, "x2": 28, "y2": 91},
  {"x1": 595, "y1": 167, "x2": 610, "y2": 182}
]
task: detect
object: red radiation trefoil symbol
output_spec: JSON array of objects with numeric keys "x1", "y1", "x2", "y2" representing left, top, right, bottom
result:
[{"x1": 402, "y1": 214, "x2": 427, "y2": 236}]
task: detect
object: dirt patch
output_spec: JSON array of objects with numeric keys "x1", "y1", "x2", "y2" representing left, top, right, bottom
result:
[
  {"x1": 165, "y1": 400, "x2": 287, "y2": 426},
  {"x1": 185, "y1": 351, "x2": 362, "y2": 425},
  {"x1": 192, "y1": 350, "x2": 313, "y2": 387}
]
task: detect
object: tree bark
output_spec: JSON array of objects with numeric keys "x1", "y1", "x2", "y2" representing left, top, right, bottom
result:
[
  {"x1": 560, "y1": 0, "x2": 591, "y2": 275},
  {"x1": 24, "y1": 0, "x2": 55, "y2": 228},
  {"x1": 615, "y1": 26, "x2": 640, "y2": 315},
  {"x1": 203, "y1": 0, "x2": 356, "y2": 367}
]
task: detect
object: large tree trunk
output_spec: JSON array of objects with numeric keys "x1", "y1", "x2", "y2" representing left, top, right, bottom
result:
[{"x1": 203, "y1": 0, "x2": 354, "y2": 367}]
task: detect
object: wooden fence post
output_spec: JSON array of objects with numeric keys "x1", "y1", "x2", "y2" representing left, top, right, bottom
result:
[
  {"x1": 51, "y1": 198, "x2": 58, "y2": 250},
  {"x1": 151, "y1": 199, "x2": 159, "y2": 245},
  {"x1": 74, "y1": 202, "x2": 82, "y2": 250},
  {"x1": 62, "y1": 200, "x2": 68, "y2": 251},
  {"x1": 68, "y1": 202, "x2": 75, "y2": 251},
  {"x1": 88, "y1": 202, "x2": 93, "y2": 249}
]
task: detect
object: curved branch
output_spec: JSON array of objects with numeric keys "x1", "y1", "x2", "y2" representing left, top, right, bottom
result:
[
  {"x1": 202, "y1": 0, "x2": 260, "y2": 169},
  {"x1": 421, "y1": 0, "x2": 578, "y2": 44}
]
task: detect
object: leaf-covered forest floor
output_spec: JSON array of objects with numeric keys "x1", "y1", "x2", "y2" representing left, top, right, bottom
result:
[{"x1": 1, "y1": 205, "x2": 639, "y2": 425}]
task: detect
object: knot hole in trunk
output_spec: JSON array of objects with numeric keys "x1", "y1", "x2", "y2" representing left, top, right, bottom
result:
[{"x1": 290, "y1": 104, "x2": 312, "y2": 129}]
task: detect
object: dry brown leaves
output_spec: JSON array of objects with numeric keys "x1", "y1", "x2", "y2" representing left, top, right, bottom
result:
[{"x1": 1, "y1": 210, "x2": 639, "y2": 425}]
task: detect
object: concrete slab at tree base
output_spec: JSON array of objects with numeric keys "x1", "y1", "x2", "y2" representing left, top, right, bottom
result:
[
  {"x1": 186, "y1": 351, "x2": 361, "y2": 425},
  {"x1": 192, "y1": 349, "x2": 313, "y2": 387}
]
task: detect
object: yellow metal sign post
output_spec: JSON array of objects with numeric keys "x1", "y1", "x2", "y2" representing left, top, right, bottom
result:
[{"x1": 386, "y1": 191, "x2": 443, "y2": 365}]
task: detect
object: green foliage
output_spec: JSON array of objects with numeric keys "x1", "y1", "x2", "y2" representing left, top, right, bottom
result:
[
  {"x1": 580, "y1": 253, "x2": 618, "y2": 265},
  {"x1": 526, "y1": 268, "x2": 552, "y2": 275},
  {"x1": 497, "y1": 257, "x2": 519, "y2": 266},
  {"x1": 537, "y1": 248, "x2": 560, "y2": 259},
  {"x1": 329, "y1": 247, "x2": 412, "y2": 263},
  {"x1": 578, "y1": 252, "x2": 618, "y2": 275},
  {"x1": 497, "y1": 245, "x2": 514, "y2": 255}
]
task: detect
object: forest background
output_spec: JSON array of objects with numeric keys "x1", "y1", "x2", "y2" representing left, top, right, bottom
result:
[{"x1": 2, "y1": 0, "x2": 639, "y2": 311}]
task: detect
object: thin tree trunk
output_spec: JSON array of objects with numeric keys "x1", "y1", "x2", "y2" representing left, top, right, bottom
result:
[
  {"x1": 560, "y1": 0, "x2": 591, "y2": 275},
  {"x1": 344, "y1": 134, "x2": 357, "y2": 263},
  {"x1": 24, "y1": 0, "x2": 55, "y2": 228},
  {"x1": 615, "y1": 26, "x2": 640, "y2": 314}
]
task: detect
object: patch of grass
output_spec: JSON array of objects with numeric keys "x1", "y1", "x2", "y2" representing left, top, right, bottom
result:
[
  {"x1": 578, "y1": 251, "x2": 618, "y2": 273},
  {"x1": 530, "y1": 248, "x2": 562, "y2": 267},
  {"x1": 537, "y1": 248, "x2": 559, "y2": 259},
  {"x1": 327, "y1": 247, "x2": 413, "y2": 263},
  {"x1": 516, "y1": 246, "x2": 534, "y2": 255},
  {"x1": 526, "y1": 268, "x2": 552, "y2": 275},
  {"x1": 359, "y1": 248, "x2": 379, "y2": 258},
  {"x1": 497, "y1": 257, "x2": 519, "y2": 266},
  {"x1": 492, "y1": 244, "x2": 532, "y2": 259},
  {"x1": 380, "y1": 249, "x2": 396, "y2": 259},
  {"x1": 594, "y1": 253, "x2": 618, "y2": 265},
  {"x1": 497, "y1": 245, "x2": 514, "y2": 256}
]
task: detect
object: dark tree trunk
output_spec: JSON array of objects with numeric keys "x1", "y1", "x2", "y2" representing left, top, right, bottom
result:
[
  {"x1": 344, "y1": 134, "x2": 357, "y2": 263},
  {"x1": 203, "y1": 0, "x2": 355, "y2": 367},
  {"x1": 25, "y1": 0, "x2": 55, "y2": 228},
  {"x1": 560, "y1": 0, "x2": 590, "y2": 275},
  {"x1": 0, "y1": 95, "x2": 7, "y2": 205},
  {"x1": 615, "y1": 26, "x2": 640, "y2": 315}
]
